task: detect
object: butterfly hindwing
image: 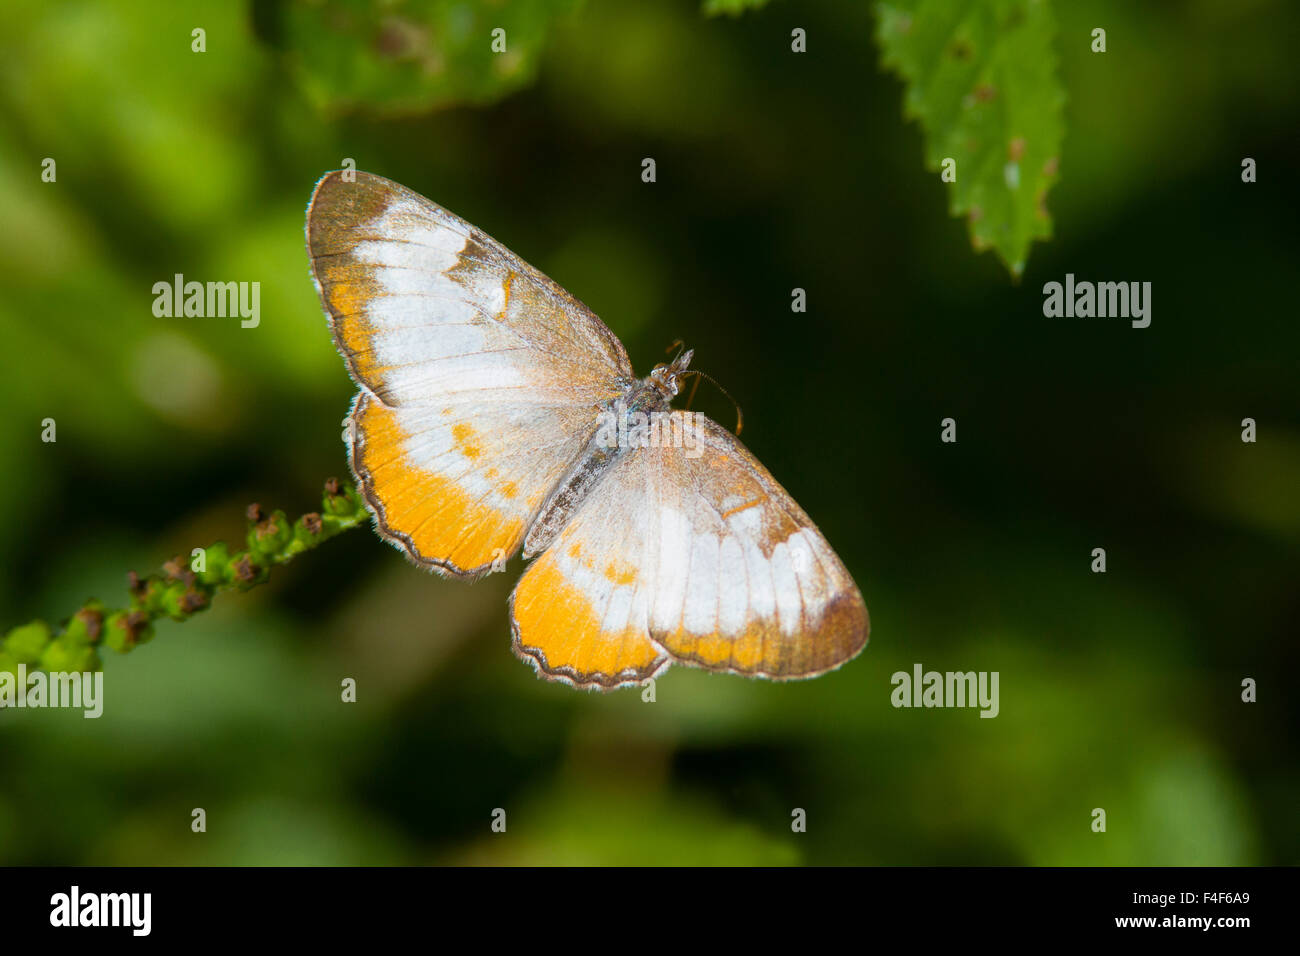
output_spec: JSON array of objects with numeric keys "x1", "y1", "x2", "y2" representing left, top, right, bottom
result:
[
  {"x1": 508, "y1": 441, "x2": 669, "y2": 690},
  {"x1": 641, "y1": 415, "x2": 868, "y2": 679},
  {"x1": 510, "y1": 413, "x2": 868, "y2": 687}
]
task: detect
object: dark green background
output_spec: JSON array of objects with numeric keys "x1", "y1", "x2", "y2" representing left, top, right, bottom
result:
[{"x1": 1, "y1": 0, "x2": 1296, "y2": 864}]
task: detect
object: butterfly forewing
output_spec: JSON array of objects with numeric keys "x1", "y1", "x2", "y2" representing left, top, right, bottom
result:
[{"x1": 307, "y1": 171, "x2": 633, "y2": 576}]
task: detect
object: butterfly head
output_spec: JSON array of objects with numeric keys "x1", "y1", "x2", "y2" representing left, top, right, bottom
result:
[{"x1": 649, "y1": 348, "x2": 694, "y2": 399}]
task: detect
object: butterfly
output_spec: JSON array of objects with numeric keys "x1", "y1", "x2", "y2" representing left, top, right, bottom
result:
[{"x1": 306, "y1": 170, "x2": 868, "y2": 690}]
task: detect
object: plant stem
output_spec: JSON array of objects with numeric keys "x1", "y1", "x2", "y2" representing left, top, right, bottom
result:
[{"x1": 0, "y1": 479, "x2": 368, "y2": 676}]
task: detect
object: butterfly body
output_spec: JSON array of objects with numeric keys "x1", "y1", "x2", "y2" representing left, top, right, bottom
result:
[
  {"x1": 307, "y1": 170, "x2": 869, "y2": 690},
  {"x1": 524, "y1": 349, "x2": 691, "y2": 558}
]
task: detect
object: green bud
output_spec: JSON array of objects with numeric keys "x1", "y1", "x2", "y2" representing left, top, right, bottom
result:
[
  {"x1": 197, "y1": 542, "x2": 231, "y2": 587},
  {"x1": 103, "y1": 610, "x2": 153, "y2": 653},
  {"x1": 39, "y1": 638, "x2": 101, "y2": 673},
  {"x1": 5, "y1": 621, "x2": 52, "y2": 664},
  {"x1": 323, "y1": 481, "x2": 359, "y2": 517},
  {"x1": 227, "y1": 552, "x2": 268, "y2": 590},
  {"x1": 73, "y1": 644, "x2": 103, "y2": 672},
  {"x1": 130, "y1": 615, "x2": 155, "y2": 646},
  {"x1": 63, "y1": 603, "x2": 106, "y2": 646},
  {"x1": 248, "y1": 509, "x2": 292, "y2": 558},
  {"x1": 127, "y1": 572, "x2": 164, "y2": 614},
  {"x1": 102, "y1": 625, "x2": 131, "y2": 654},
  {"x1": 293, "y1": 512, "x2": 325, "y2": 547},
  {"x1": 159, "y1": 582, "x2": 210, "y2": 620}
]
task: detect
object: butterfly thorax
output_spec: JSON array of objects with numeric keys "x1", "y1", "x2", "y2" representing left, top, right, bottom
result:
[{"x1": 522, "y1": 349, "x2": 693, "y2": 559}]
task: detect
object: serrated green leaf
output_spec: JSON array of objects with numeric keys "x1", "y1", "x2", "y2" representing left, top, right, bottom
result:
[
  {"x1": 876, "y1": 0, "x2": 1065, "y2": 277},
  {"x1": 277, "y1": 0, "x2": 583, "y2": 116}
]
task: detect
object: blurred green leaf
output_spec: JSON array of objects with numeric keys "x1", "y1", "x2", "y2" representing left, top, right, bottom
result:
[
  {"x1": 703, "y1": 0, "x2": 772, "y2": 17},
  {"x1": 276, "y1": 0, "x2": 583, "y2": 115},
  {"x1": 876, "y1": 0, "x2": 1065, "y2": 276},
  {"x1": 450, "y1": 784, "x2": 801, "y2": 865}
]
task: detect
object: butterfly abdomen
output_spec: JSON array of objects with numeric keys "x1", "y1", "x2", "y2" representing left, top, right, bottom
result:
[{"x1": 523, "y1": 380, "x2": 671, "y2": 559}]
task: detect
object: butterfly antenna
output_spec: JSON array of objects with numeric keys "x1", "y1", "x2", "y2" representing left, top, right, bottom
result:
[
  {"x1": 680, "y1": 370, "x2": 744, "y2": 436},
  {"x1": 664, "y1": 338, "x2": 687, "y2": 363},
  {"x1": 684, "y1": 371, "x2": 703, "y2": 413}
]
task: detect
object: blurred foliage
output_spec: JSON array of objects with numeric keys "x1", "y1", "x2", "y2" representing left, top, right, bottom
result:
[
  {"x1": 0, "y1": 0, "x2": 1296, "y2": 867},
  {"x1": 703, "y1": 0, "x2": 772, "y2": 18},
  {"x1": 877, "y1": 0, "x2": 1064, "y2": 276},
  {"x1": 268, "y1": 0, "x2": 585, "y2": 115}
]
